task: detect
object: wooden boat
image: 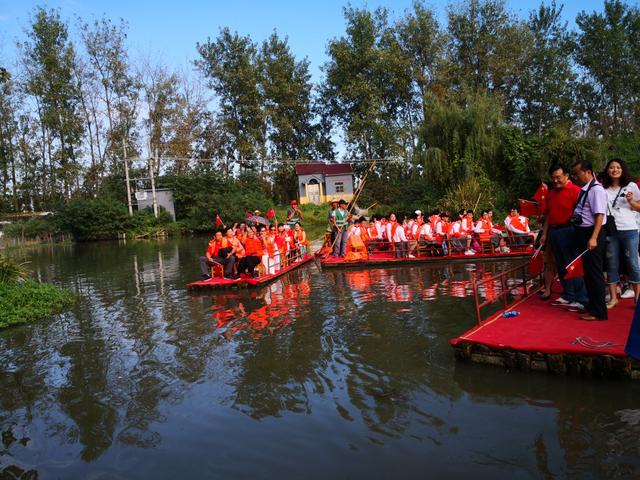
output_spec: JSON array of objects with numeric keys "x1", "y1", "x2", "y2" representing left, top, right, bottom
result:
[
  {"x1": 318, "y1": 247, "x2": 533, "y2": 269},
  {"x1": 187, "y1": 253, "x2": 314, "y2": 290}
]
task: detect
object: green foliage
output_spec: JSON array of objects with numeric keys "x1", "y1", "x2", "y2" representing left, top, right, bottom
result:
[
  {"x1": 0, "y1": 279, "x2": 75, "y2": 329},
  {"x1": 55, "y1": 197, "x2": 178, "y2": 240},
  {"x1": 3, "y1": 216, "x2": 60, "y2": 239},
  {"x1": 0, "y1": 254, "x2": 29, "y2": 283},
  {"x1": 161, "y1": 171, "x2": 274, "y2": 231}
]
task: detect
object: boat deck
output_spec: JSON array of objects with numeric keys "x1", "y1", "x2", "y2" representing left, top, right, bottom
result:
[
  {"x1": 319, "y1": 249, "x2": 532, "y2": 269},
  {"x1": 451, "y1": 290, "x2": 640, "y2": 379},
  {"x1": 187, "y1": 254, "x2": 314, "y2": 290}
]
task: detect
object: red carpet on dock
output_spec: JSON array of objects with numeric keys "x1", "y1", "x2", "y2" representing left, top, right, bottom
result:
[{"x1": 451, "y1": 294, "x2": 634, "y2": 357}]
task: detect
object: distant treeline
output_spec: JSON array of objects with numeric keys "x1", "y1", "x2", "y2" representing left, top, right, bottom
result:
[{"x1": 0, "y1": 0, "x2": 639, "y2": 217}]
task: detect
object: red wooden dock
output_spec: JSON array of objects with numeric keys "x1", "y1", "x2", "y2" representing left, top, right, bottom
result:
[{"x1": 451, "y1": 269, "x2": 640, "y2": 379}]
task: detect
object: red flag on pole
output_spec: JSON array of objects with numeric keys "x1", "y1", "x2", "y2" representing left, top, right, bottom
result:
[
  {"x1": 564, "y1": 250, "x2": 587, "y2": 280},
  {"x1": 518, "y1": 199, "x2": 539, "y2": 217},
  {"x1": 245, "y1": 211, "x2": 253, "y2": 218},
  {"x1": 215, "y1": 214, "x2": 223, "y2": 228},
  {"x1": 266, "y1": 209, "x2": 275, "y2": 219},
  {"x1": 528, "y1": 246, "x2": 544, "y2": 275},
  {"x1": 532, "y1": 183, "x2": 549, "y2": 213}
]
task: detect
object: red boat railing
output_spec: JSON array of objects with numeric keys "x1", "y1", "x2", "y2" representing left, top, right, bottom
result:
[{"x1": 471, "y1": 261, "x2": 541, "y2": 325}]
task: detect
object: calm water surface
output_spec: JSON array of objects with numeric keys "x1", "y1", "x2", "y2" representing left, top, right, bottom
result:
[{"x1": 1, "y1": 237, "x2": 639, "y2": 479}]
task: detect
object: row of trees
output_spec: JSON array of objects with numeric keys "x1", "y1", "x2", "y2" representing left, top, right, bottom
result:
[{"x1": 0, "y1": 0, "x2": 639, "y2": 217}]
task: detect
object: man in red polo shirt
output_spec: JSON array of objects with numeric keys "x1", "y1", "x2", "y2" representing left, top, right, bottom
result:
[{"x1": 539, "y1": 164, "x2": 588, "y2": 308}]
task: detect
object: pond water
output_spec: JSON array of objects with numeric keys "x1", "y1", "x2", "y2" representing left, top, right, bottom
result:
[{"x1": 1, "y1": 237, "x2": 639, "y2": 479}]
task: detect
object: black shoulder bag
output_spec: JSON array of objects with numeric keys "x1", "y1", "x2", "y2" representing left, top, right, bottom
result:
[
  {"x1": 569, "y1": 180, "x2": 596, "y2": 226},
  {"x1": 605, "y1": 186, "x2": 623, "y2": 236}
]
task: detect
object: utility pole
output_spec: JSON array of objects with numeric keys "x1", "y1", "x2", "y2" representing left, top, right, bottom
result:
[
  {"x1": 150, "y1": 146, "x2": 158, "y2": 218},
  {"x1": 123, "y1": 138, "x2": 133, "y2": 216}
]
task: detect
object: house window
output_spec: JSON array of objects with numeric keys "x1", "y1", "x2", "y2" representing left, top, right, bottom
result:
[{"x1": 335, "y1": 182, "x2": 344, "y2": 193}]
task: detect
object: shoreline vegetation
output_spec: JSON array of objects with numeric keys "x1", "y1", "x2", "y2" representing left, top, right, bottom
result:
[{"x1": 0, "y1": 255, "x2": 75, "y2": 330}]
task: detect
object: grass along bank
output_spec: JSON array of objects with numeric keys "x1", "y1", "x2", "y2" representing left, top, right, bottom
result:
[
  {"x1": 0, "y1": 254, "x2": 75, "y2": 329},
  {"x1": 273, "y1": 203, "x2": 330, "y2": 241}
]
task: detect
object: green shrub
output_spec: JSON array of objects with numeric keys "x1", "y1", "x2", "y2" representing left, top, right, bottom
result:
[
  {"x1": 0, "y1": 279, "x2": 75, "y2": 329},
  {"x1": 3, "y1": 216, "x2": 59, "y2": 239},
  {"x1": 0, "y1": 254, "x2": 29, "y2": 283}
]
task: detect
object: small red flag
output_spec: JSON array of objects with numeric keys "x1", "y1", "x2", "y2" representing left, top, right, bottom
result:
[
  {"x1": 564, "y1": 254, "x2": 585, "y2": 280},
  {"x1": 519, "y1": 199, "x2": 539, "y2": 217},
  {"x1": 245, "y1": 211, "x2": 253, "y2": 218},
  {"x1": 215, "y1": 214, "x2": 223, "y2": 228},
  {"x1": 266, "y1": 209, "x2": 275, "y2": 219},
  {"x1": 528, "y1": 247, "x2": 544, "y2": 275},
  {"x1": 533, "y1": 183, "x2": 548, "y2": 213}
]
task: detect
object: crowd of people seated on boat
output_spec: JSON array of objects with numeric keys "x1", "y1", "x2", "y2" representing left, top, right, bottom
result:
[
  {"x1": 199, "y1": 201, "x2": 308, "y2": 280},
  {"x1": 326, "y1": 198, "x2": 535, "y2": 261}
]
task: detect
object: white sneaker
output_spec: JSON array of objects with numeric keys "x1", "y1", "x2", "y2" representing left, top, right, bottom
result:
[
  {"x1": 551, "y1": 297, "x2": 570, "y2": 306},
  {"x1": 566, "y1": 302, "x2": 585, "y2": 310},
  {"x1": 408, "y1": 254, "x2": 416, "y2": 258},
  {"x1": 621, "y1": 289, "x2": 635, "y2": 299},
  {"x1": 605, "y1": 293, "x2": 611, "y2": 302},
  {"x1": 464, "y1": 249, "x2": 475, "y2": 256}
]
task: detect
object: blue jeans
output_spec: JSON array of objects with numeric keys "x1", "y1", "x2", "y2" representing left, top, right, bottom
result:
[
  {"x1": 606, "y1": 230, "x2": 640, "y2": 284},
  {"x1": 549, "y1": 226, "x2": 589, "y2": 304}
]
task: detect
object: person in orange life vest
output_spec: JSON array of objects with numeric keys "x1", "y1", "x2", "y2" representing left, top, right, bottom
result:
[
  {"x1": 408, "y1": 210, "x2": 423, "y2": 256},
  {"x1": 238, "y1": 228, "x2": 264, "y2": 276},
  {"x1": 293, "y1": 222, "x2": 308, "y2": 255},
  {"x1": 365, "y1": 215, "x2": 382, "y2": 253},
  {"x1": 226, "y1": 227, "x2": 245, "y2": 261},
  {"x1": 345, "y1": 217, "x2": 369, "y2": 261},
  {"x1": 283, "y1": 224, "x2": 296, "y2": 261},
  {"x1": 275, "y1": 224, "x2": 290, "y2": 267},
  {"x1": 199, "y1": 231, "x2": 231, "y2": 279},
  {"x1": 474, "y1": 210, "x2": 501, "y2": 247},
  {"x1": 386, "y1": 213, "x2": 410, "y2": 258},
  {"x1": 504, "y1": 206, "x2": 534, "y2": 245},
  {"x1": 438, "y1": 211, "x2": 452, "y2": 255},
  {"x1": 200, "y1": 229, "x2": 238, "y2": 279},
  {"x1": 450, "y1": 209, "x2": 472, "y2": 254}
]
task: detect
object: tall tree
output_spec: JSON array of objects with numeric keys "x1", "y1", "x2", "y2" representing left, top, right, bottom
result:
[
  {"x1": 575, "y1": 0, "x2": 640, "y2": 135},
  {"x1": 20, "y1": 7, "x2": 84, "y2": 201},
  {"x1": 446, "y1": 0, "x2": 529, "y2": 119},
  {"x1": 321, "y1": 6, "x2": 413, "y2": 159},
  {"x1": 79, "y1": 16, "x2": 140, "y2": 179},
  {"x1": 518, "y1": 1, "x2": 575, "y2": 135},
  {"x1": 260, "y1": 32, "x2": 317, "y2": 175},
  {"x1": 195, "y1": 28, "x2": 265, "y2": 175}
]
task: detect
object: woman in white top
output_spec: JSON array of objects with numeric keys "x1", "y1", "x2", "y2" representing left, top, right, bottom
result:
[{"x1": 602, "y1": 158, "x2": 640, "y2": 307}]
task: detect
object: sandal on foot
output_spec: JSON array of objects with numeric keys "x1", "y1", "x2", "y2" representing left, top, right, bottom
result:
[
  {"x1": 580, "y1": 315, "x2": 605, "y2": 321},
  {"x1": 540, "y1": 293, "x2": 551, "y2": 300},
  {"x1": 606, "y1": 301, "x2": 618, "y2": 309}
]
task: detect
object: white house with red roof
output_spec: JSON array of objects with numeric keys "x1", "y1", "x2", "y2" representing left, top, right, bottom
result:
[{"x1": 294, "y1": 162, "x2": 354, "y2": 205}]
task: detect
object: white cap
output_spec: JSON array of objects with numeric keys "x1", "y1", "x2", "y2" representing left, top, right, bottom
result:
[{"x1": 415, "y1": 210, "x2": 422, "y2": 215}]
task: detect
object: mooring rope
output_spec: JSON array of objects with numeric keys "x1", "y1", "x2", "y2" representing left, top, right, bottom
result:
[{"x1": 571, "y1": 336, "x2": 623, "y2": 349}]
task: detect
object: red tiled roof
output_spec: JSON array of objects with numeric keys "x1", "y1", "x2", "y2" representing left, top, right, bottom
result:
[{"x1": 294, "y1": 162, "x2": 353, "y2": 176}]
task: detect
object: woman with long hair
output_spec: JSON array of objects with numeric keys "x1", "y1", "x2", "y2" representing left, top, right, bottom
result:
[{"x1": 601, "y1": 158, "x2": 640, "y2": 307}]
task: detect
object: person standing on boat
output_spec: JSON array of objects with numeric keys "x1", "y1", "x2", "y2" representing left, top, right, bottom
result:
[
  {"x1": 331, "y1": 199, "x2": 350, "y2": 257},
  {"x1": 601, "y1": 158, "x2": 640, "y2": 307},
  {"x1": 539, "y1": 164, "x2": 587, "y2": 305},
  {"x1": 199, "y1": 231, "x2": 237, "y2": 279},
  {"x1": 287, "y1": 200, "x2": 303, "y2": 228},
  {"x1": 571, "y1": 160, "x2": 608, "y2": 320}
]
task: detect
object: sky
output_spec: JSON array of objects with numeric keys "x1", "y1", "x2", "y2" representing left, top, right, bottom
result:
[{"x1": 0, "y1": 0, "x2": 612, "y2": 82}]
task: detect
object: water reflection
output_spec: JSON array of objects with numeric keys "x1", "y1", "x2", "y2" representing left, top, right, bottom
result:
[{"x1": 0, "y1": 239, "x2": 638, "y2": 479}]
